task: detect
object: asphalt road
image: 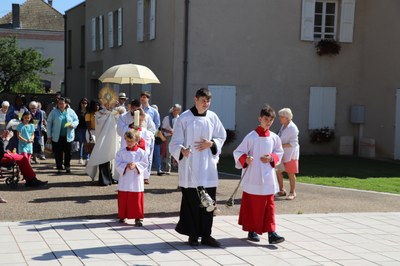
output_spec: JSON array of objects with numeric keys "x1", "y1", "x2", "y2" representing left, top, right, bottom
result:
[{"x1": 1, "y1": 159, "x2": 400, "y2": 222}]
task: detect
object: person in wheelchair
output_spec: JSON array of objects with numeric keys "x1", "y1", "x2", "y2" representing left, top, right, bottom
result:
[{"x1": 1, "y1": 130, "x2": 47, "y2": 187}]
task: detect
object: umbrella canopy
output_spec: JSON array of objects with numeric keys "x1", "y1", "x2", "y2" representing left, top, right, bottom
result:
[{"x1": 98, "y1": 63, "x2": 160, "y2": 84}]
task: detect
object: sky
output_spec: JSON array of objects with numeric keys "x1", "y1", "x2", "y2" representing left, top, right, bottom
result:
[{"x1": 0, "y1": 0, "x2": 84, "y2": 16}]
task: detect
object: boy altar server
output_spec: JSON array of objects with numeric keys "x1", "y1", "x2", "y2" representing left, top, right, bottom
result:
[
  {"x1": 233, "y1": 104, "x2": 285, "y2": 244},
  {"x1": 169, "y1": 88, "x2": 226, "y2": 247}
]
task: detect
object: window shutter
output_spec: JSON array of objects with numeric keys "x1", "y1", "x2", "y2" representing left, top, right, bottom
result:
[
  {"x1": 137, "y1": 0, "x2": 144, "y2": 42},
  {"x1": 301, "y1": 0, "x2": 316, "y2": 41},
  {"x1": 308, "y1": 87, "x2": 336, "y2": 129},
  {"x1": 91, "y1": 17, "x2": 96, "y2": 51},
  {"x1": 108, "y1": 11, "x2": 114, "y2": 48},
  {"x1": 339, "y1": 0, "x2": 356, "y2": 43},
  {"x1": 149, "y1": 0, "x2": 156, "y2": 40},
  {"x1": 99, "y1": 15, "x2": 104, "y2": 50},
  {"x1": 118, "y1": 8, "x2": 123, "y2": 46}
]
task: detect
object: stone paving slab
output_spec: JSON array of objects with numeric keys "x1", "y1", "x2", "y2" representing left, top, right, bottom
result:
[{"x1": 1, "y1": 212, "x2": 399, "y2": 265}]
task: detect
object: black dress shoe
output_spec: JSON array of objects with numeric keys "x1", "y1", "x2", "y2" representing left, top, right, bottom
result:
[
  {"x1": 188, "y1": 236, "x2": 199, "y2": 246},
  {"x1": 134, "y1": 219, "x2": 143, "y2": 227},
  {"x1": 25, "y1": 179, "x2": 48, "y2": 187},
  {"x1": 201, "y1": 236, "x2": 221, "y2": 247},
  {"x1": 248, "y1": 232, "x2": 260, "y2": 242},
  {"x1": 157, "y1": 171, "x2": 166, "y2": 176},
  {"x1": 268, "y1": 232, "x2": 285, "y2": 244}
]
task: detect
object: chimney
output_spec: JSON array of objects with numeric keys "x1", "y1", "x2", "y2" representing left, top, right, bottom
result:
[
  {"x1": 48, "y1": 0, "x2": 53, "y2": 6},
  {"x1": 12, "y1": 4, "x2": 20, "y2": 28}
]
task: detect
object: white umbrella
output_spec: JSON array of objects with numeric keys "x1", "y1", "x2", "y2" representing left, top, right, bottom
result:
[{"x1": 98, "y1": 63, "x2": 160, "y2": 84}]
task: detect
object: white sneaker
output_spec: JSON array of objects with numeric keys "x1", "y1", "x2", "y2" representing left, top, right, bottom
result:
[{"x1": 79, "y1": 159, "x2": 84, "y2": 165}]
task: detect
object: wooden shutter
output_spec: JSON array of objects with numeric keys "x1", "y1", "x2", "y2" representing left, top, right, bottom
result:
[
  {"x1": 118, "y1": 8, "x2": 123, "y2": 46},
  {"x1": 208, "y1": 85, "x2": 236, "y2": 130},
  {"x1": 149, "y1": 0, "x2": 156, "y2": 40},
  {"x1": 91, "y1": 17, "x2": 96, "y2": 51},
  {"x1": 108, "y1": 11, "x2": 114, "y2": 48},
  {"x1": 137, "y1": 0, "x2": 144, "y2": 42},
  {"x1": 339, "y1": 0, "x2": 356, "y2": 43},
  {"x1": 308, "y1": 87, "x2": 336, "y2": 129},
  {"x1": 301, "y1": 0, "x2": 316, "y2": 41},
  {"x1": 99, "y1": 15, "x2": 104, "y2": 50}
]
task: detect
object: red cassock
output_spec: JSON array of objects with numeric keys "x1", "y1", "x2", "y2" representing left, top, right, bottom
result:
[
  {"x1": 233, "y1": 126, "x2": 284, "y2": 234},
  {"x1": 115, "y1": 145, "x2": 148, "y2": 220}
]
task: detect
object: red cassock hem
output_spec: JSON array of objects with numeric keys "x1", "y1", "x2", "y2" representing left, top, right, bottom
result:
[
  {"x1": 238, "y1": 192, "x2": 276, "y2": 234},
  {"x1": 118, "y1": 191, "x2": 144, "y2": 219}
]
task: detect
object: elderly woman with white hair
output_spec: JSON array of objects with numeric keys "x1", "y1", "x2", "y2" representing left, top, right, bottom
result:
[
  {"x1": 276, "y1": 108, "x2": 300, "y2": 200},
  {"x1": 0, "y1": 101, "x2": 10, "y2": 131},
  {"x1": 28, "y1": 101, "x2": 43, "y2": 163}
]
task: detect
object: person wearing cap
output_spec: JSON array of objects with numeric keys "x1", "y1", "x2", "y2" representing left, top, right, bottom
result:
[{"x1": 117, "y1": 92, "x2": 128, "y2": 109}]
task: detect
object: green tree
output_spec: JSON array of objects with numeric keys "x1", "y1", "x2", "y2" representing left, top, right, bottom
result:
[{"x1": 0, "y1": 37, "x2": 53, "y2": 93}]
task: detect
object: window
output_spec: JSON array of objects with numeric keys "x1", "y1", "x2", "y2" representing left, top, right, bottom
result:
[
  {"x1": 80, "y1": 25, "x2": 85, "y2": 67},
  {"x1": 108, "y1": 11, "x2": 114, "y2": 48},
  {"x1": 118, "y1": 8, "x2": 123, "y2": 46},
  {"x1": 137, "y1": 0, "x2": 156, "y2": 42},
  {"x1": 308, "y1": 87, "x2": 336, "y2": 129},
  {"x1": 314, "y1": 1, "x2": 337, "y2": 40},
  {"x1": 99, "y1": 15, "x2": 104, "y2": 50},
  {"x1": 67, "y1": 30, "x2": 72, "y2": 68},
  {"x1": 301, "y1": 0, "x2": 355, "y2": 43},
  {"x1": 91, "y1": 17, "x2": 96, "y2": 51},
  {"x1": 108, "y1": 8, "x2": 123, "y2": 48}
]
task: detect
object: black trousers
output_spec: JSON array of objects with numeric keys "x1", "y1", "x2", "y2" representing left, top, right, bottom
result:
[
  {"x1": 98, "y1": 162, "x2": 112, "y2": 186},
  {"x1": 175, "y1": 187, "x2": 216, "y2": 238},
  {"x1": 52, "y1": 137, "x2": 72, "y2": 170}
]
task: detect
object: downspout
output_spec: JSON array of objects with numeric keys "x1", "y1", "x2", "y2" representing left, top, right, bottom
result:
[
  {"x1": 63, "y1": 14, "x2": 67, "y2": 96},
  {"x1": 182, "y1": 0, "x2": 189, "y2": 110}
]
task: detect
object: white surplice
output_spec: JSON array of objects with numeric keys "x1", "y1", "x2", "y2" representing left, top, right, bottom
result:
[
  {"x1": 169, "y1": 109, "x2": 226, "y2": 188},
  {"x1": 117, "y1": 111, "x2": 156, "y2": 144},
  {"x1": 116, "y1": 148, "x2": 148, "y2": 192},
  {"x1": 233, "y1": 130, "x2": 283, "y2": 195}
]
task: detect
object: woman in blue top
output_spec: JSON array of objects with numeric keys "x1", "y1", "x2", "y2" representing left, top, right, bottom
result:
[{"x1": 47, "y1": 97, "x2": 79, "y2": 174}]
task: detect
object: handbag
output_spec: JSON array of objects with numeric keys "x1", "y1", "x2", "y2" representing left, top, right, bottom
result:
[
  {"x1": 83, "y1": 142, "x2": 95, "y2": 153},
  {"x1": 84, "y1": 142, "x2": 95, "y2": 153},
  {"x1": 44, "y1": 142, "x2": 52, "y2": 154},
  {"x1": 71, "y1": 141, "x2": 80, "y2": 152},
  {"x1": 157, "y1": 130, "x2": 166, "y2": 142}
]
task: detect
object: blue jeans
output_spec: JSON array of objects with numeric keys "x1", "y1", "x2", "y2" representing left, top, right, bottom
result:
[
  {"x1": 76, "y1": 128, "x2": 89, "y2": 160},
  {"x1": 153, "y1": 143, "x2": 162, "y2": 173}
]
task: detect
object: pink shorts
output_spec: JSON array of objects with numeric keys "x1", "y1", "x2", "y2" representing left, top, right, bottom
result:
[{"x1": 278, "y1": 160, "x2": 299, "y2": 174}]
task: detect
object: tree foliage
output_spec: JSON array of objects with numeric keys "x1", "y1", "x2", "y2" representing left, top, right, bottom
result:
[{"x1": 0, "y1": 37, "x2": 54, "y2": 93}]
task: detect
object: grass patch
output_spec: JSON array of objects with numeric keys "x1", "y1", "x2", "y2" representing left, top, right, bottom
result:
[{"x1": 218, "y1": 155, "x2": 400, "y2": 194}]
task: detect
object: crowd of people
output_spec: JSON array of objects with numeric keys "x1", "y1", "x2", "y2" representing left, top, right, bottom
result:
[{"x1": 0, "y1": 89, "x2": 300, "y2": 249}]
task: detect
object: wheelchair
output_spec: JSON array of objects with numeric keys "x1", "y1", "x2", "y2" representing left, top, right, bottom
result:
[{"x1": 0, "y1": 155, "x2": 21, "y2": 189}]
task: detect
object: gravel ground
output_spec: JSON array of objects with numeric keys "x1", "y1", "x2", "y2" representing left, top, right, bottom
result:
[{"x1": 1, "y1": 158, "x2": 400, "y2": 222}]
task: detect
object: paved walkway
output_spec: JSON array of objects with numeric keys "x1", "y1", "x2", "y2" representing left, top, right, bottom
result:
[{"x1": 1, "y1": 212, "x2": 399, "y2": 265}]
